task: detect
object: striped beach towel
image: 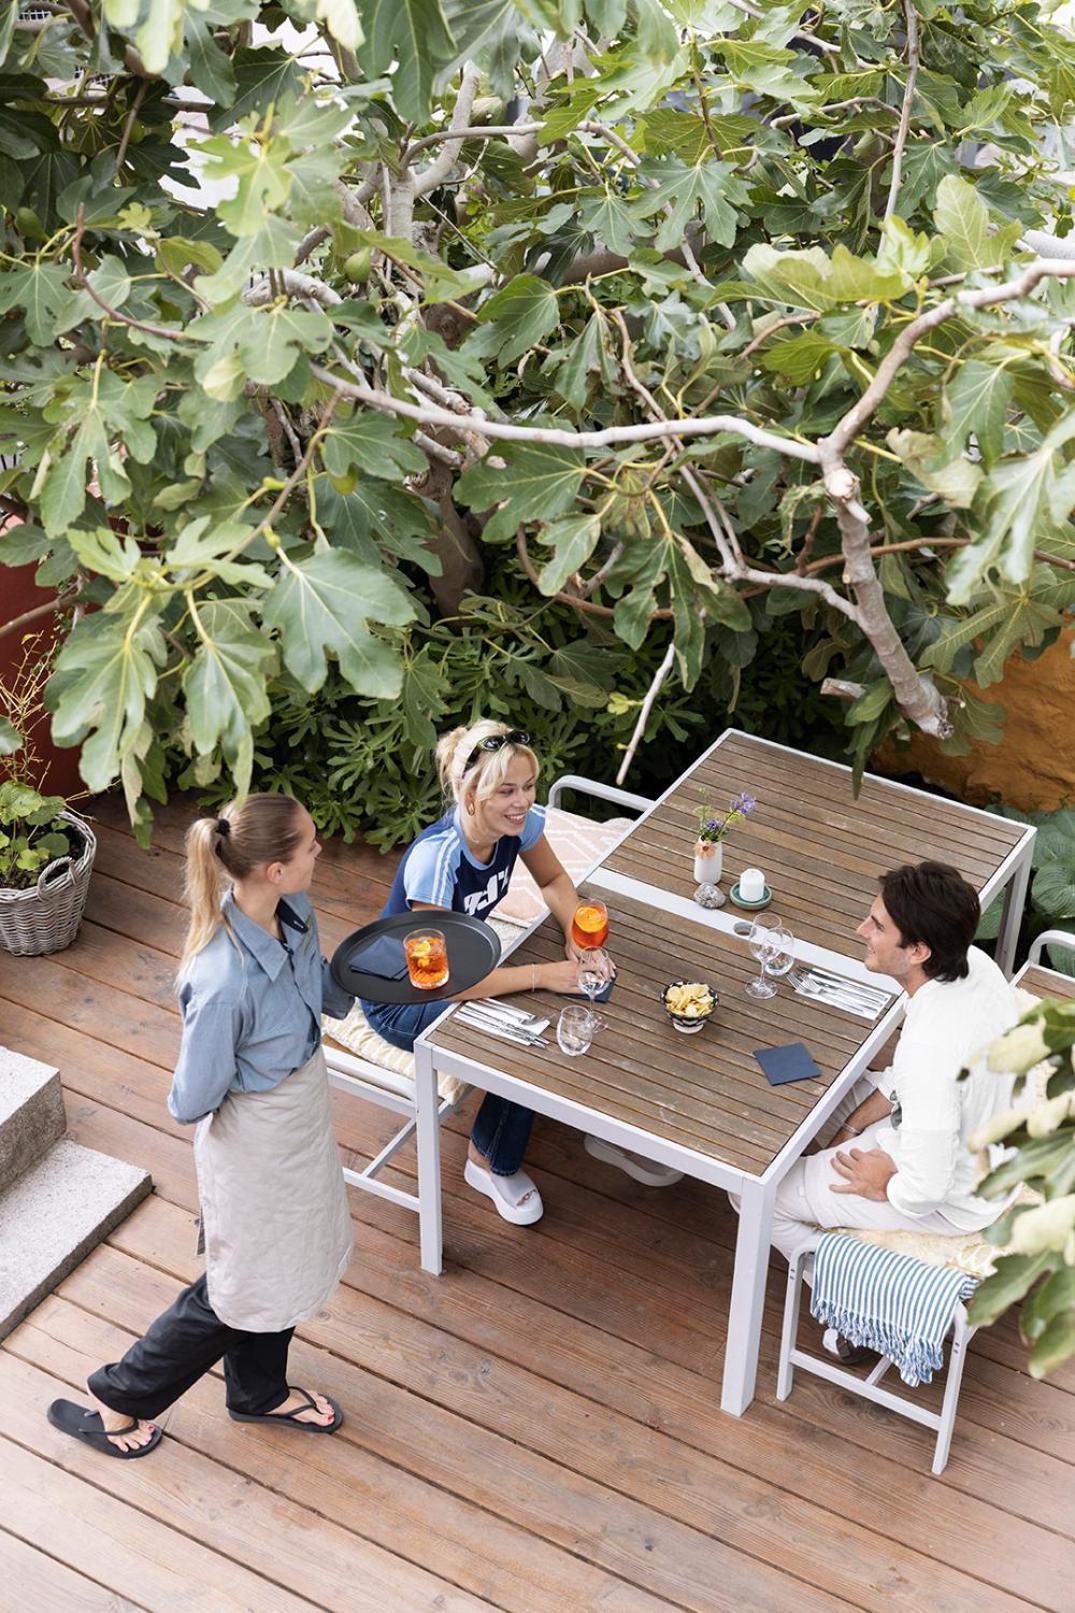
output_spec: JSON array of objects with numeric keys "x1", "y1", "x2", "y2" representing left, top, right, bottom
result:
[{"x1": 811, "y1": 1232, "x2": 976, "y2": 1388}]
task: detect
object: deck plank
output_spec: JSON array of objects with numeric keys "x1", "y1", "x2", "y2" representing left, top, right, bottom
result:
[{"x1": 1, "y1": 789, "x2": 1068, "y2": 1613}]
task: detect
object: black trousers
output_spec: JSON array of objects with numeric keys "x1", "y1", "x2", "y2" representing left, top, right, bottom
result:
[{"x1": 87, "y1": 1274, "x2": 294, "y2": 1421}]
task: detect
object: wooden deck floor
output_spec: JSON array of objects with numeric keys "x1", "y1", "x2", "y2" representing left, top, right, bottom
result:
[{"x1": 1, "y1": 796, "x2": 1072, "y2": 1612}]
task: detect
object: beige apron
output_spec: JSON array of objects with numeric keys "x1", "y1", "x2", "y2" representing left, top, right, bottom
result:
[{"x1": 194, "y1": 1046, "x2": 353, "y2": 1332}]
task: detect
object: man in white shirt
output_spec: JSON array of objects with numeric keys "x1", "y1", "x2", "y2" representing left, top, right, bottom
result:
[{"x1": 770, "y1": 861, "x2": 1019, "y2": 1275}]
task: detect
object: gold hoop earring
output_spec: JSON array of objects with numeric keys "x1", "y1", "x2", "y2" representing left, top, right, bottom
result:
[{"x1": 465, "y1": 803, "x2": 476, "y2": 817}]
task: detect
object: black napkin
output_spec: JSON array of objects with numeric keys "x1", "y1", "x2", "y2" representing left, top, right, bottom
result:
[
  {"x1": 348, "y1": 935, "x2": 410, "y2": 981},
  {"x1": 753, "y1": 1042, "x2": 821, "y2": 1085}
]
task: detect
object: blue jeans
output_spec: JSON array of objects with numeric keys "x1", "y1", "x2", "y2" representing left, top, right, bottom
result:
[{"x1": 362, "y1": 998, "x2": 535, "y2": 1175}]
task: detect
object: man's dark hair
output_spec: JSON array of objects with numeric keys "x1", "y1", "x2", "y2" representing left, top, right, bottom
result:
[{"x1": 877, "y1": 862, "x2": 980, "y2": 983}]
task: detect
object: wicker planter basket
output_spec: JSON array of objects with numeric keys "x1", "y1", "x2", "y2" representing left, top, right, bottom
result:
[{"x1": 0, "y1": 811, "x2": 97, "y2": 956}]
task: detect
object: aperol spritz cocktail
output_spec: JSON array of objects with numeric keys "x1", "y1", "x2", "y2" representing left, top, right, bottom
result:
[
  {"x1": 571, "y1": 900, "x2": 609, "y2": 950},
  {"x1": 404, "y1": 929, "x2": 450, "y2": 990}
]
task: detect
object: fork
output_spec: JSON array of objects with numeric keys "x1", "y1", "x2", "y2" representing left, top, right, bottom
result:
[{"x1": 790, "y1": 972, "x2": 881, "y2": 1017}]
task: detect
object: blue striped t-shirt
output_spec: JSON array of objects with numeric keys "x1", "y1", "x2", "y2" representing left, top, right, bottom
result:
[{"x1": 381, "y1": 805, "x2": 546, "y2": 920}]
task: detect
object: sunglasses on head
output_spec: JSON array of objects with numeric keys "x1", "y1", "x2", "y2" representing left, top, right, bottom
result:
[{"x1": 463, "y1": 729, "x2": 531, "y2": 774}]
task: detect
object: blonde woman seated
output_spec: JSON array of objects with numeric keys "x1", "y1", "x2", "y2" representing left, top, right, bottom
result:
[{"x1": 362, "y1": 722, "x2": 678, "y2": 1223}]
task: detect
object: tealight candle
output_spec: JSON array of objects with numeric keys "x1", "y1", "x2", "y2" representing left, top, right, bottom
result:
[{"x1": 739, "y1": 866, "x2": 766, "y2": 902}]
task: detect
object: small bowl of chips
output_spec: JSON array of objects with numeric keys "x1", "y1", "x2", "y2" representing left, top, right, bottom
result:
[{"x1": 661, "y1": 979, "x2": 717, "y2": 1034}]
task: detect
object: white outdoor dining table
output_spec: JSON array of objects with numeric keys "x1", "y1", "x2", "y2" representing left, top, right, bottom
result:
[{"x1": 412, "y1": 730, "x2": 1036, "y2": 1417}]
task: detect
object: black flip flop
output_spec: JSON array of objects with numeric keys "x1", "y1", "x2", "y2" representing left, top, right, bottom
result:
[
  {"x1": 228, "y1": 1386, "x2": 343, "y2": 1433},
  {"x1": 47, "y1": 1399, "x2": 163, "y2": 1458}
]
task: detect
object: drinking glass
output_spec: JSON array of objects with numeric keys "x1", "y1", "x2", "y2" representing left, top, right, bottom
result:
[
  {"x1": 577, "y1": 947, "x2": 611, "y2": 1005},
  {"x1": 744, "y1": 919, "x2": 791, "y2": 1000},
  {"x1": 557, "y1": 1004, "x2": 600, "y2": 1056},
  {"x1": 571, "y1": 900, "x2": 609, "y2": 950},
  {"x1": 763, "y1": 922, "x2": 796, "y2": 990},
  {"x1": 404, "y1": 929, "x2": 450, "y2": 990}
]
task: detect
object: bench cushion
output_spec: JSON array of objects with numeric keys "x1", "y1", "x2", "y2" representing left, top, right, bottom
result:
[
  {"x1": 495, "y1": 806, "x2": 632, "y2": 926},
  {"x1": 324, "y1": 1002, "x2": 466, "y2": 1104}
]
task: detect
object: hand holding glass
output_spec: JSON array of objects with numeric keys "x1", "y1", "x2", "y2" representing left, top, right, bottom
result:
[{"x1": 577, "y1": 948, "x2": 612, "y2": 1003}]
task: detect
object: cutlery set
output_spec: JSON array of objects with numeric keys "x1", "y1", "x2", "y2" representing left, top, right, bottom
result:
[
  {"x1": 789, "y1": 967, "x2": 891, "y2": 1019},
  {"x1": 453, "y1": 1000, "x2": 550, "y2": 1047}
]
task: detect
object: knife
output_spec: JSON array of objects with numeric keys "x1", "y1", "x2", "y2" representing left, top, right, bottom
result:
[
  {"x1": 792, "y1": 983, "x2": 879, "y2": 1019},
  {"x1": 803, "y1": 966, "x2": 889, "y2": 1003},
  {"x1": 455, "y1": 1007, "x2": 549, "y2": 1047},
  {"x1": 466, "y1": 1000, "x2": 549, "y2": 1033}
]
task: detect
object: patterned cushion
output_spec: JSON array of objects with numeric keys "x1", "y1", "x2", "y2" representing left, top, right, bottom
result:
[
  {"x1": 495, "y1": 806, "x2": 633, "y2": 926},
  {"x1": 323, "y1": 1002, "x2": 466, "y2": 1104}
]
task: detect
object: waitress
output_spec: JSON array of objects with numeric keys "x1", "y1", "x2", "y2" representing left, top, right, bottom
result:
[
  {"x1": 47, "y1": 794, "x2": 354, "y2": 1458},
  {"x1": 363, "y1": 720, "x2": 633, "y2": 1227}
]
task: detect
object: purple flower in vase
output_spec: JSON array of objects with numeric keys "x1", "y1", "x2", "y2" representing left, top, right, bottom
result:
[{"x1": 696, "y1": 793, "x2": 757, "y2": 845}]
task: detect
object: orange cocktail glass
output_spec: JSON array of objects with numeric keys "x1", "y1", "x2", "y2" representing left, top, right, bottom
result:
[
  {"x1": 404, "y1": 929, "x2": 450, "y2": 990},
  {"x1": 571, "y1": 900, "x2": 609, "y2": 950}
]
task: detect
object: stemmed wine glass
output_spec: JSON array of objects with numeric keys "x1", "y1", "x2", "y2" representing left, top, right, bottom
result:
[
  {"x1": 744, "y1": 919, "x2": 794, "y2": 1000},
  {"x1": 578, "y1": 948, "x2": 612, "y2": 1006}
]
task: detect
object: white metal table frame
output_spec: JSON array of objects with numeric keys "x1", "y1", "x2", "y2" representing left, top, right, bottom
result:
[{"x1": 412, "y1": 729, "x2": 1036, "y2": 1419}]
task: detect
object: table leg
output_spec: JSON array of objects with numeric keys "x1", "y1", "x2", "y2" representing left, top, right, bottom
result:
[
  {"x1": 722, "y1": 1177, "x2": 774, "y2": 1416},
  {"x1": 996, "y1": 847, "x2": 1033, "y2": 978},
  {"x1": 413, "y1": 1041, "x2": 444, "y2": 1276}
]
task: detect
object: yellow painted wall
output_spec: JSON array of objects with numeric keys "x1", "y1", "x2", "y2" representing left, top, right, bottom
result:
[{"x1": 881, "y1": 627, "x2": 1075, "y2": 810}]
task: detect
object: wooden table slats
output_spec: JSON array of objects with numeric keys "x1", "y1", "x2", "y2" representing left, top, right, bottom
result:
[
  {"x1": 432, "y1": 886, "x2": 894, "y2": 1175},
  {"x1": 605, "y1": 732, "x2": 1026, "y2": 962}
]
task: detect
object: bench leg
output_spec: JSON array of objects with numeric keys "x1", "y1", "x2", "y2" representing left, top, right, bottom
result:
[
  {"x1": 933, "y1": 1315, "x2": 972, "y2": 1475},
  {"x1": 413, "y1": 1042, "x2": 443, "y2": 1276},
  {"x1": 776, "y1": 1253, "x2": 805, "y2": 1402}
]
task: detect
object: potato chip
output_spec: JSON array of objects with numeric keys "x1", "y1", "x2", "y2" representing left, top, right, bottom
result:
[{"x1": 665, "y1": 981, "x2": 713, "y2": 1016}]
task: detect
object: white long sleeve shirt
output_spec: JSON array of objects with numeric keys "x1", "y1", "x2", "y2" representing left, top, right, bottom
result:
[{"x1": 870, "y1": 947, "x2": 1018, "y2": 1228}]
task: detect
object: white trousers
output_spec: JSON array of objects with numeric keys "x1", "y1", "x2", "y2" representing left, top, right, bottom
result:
[{"x1": 769, "y1": 1079, "x2": 957, "y2": 1268}]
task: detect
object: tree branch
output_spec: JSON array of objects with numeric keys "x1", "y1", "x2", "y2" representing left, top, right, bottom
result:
[
  {"x1": 0, "y1": 589, "x2": 79, "y2": 646},
  {"x1": 245, "y1": 268, "x2": 342, "y2": 309},
  {"x1": 72, "y1": 206, "x2": 194, "y2": 340},
  {"x1": 63, "y1": 0, "x2": 151, "y2": 78},
  {"x1": 819, "y1": 445, "x2": 951, "y2": 735},
  {"x1": 616, "y1": 641, "x2": 675, "y2": 786},
  {"x1": 882, "y1": 0, "x2": 920, "y2": 228},
  {"x1": 413, "y1": 63, "x2": 483, "y2": 197},
  {"x1": 310, "y1": 364, "x2": 821, "y2": 459},
  {"x1": 826, "y1": 259, "x2": 1075, "y2": 454}
]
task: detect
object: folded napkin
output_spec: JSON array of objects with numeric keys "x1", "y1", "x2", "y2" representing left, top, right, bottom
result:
[
  {"x1": 810, "y1": 1232, "x2": 976, "y2": 1388},
  {"x1": 348, "y1": 935, "x2": 409, "y2": 981}
]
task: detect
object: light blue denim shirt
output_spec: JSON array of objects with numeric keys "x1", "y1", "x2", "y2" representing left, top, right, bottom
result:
[{"x1": 168, "y1": 889, "x2": 353, "y2": 1125}]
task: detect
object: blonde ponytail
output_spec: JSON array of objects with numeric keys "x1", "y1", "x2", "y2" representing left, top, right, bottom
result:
[{"x1": 177, "y1": 794, "x2": 305, "y2": 981}]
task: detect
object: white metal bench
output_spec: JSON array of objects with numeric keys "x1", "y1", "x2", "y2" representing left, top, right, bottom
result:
[
  {"x1": 323, "y1": 776, "x2": 652, "y2": 1268},
  {"x1": 776, "y1": 929, "x2": 1075, "y2": 1474}
]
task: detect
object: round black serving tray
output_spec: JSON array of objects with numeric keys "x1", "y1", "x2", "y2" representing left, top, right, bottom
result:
[{"x1": 330, "y1": 910, "x2": 501, "y2": 1003}]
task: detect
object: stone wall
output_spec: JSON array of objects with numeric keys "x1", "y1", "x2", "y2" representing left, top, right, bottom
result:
[{"x1": 882, "y1": 627, "x2": 1075, "y2": 811}]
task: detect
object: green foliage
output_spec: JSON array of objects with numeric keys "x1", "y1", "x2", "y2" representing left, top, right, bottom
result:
[
  {"x1": 0, "y1": 781, "x2": 73, "y2": 888},
  {"x1": 969, "y1": 997, "x2": 1075, "y2": 1377},
  {"x1": 2, "y1": 0, "x2": 1075, "y2": 834},
  {"x1": 977, "y1": 806, "x2": 1075, "y2": 975}
]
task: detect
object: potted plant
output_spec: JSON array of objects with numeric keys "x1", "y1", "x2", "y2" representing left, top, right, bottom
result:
[
  {"x1": 0, "y1": 780, "x2": 97, "y2": 955},
  {"x1": 693, "y1": 794, "x2": 756, "y2": 887}
]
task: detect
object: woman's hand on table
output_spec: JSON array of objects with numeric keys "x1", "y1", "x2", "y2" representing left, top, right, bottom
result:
[
  {"x1": 564, "y1": 939, "x2": 615, "y2": 979},
  {"x1": 539, "y1": 958, "x2": 584, "y2": 993}
]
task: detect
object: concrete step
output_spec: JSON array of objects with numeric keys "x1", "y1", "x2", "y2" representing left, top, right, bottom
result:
[
  {"x1": 0, "y1": 1139, "x2": 151, "y2": 1341},
  {"x1": 0, "y1": 1047, "x2": 65, "y2": 1192}
]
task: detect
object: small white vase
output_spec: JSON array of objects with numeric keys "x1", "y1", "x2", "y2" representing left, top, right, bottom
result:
[{"x1": 693, "y1": 841, "x2": 723, "y2": 886}]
